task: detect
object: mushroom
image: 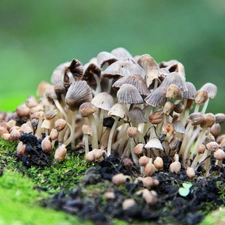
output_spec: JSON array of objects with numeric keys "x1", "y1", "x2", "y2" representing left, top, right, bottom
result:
[{"x1": 65, "y1": 80, "x2": 92, "y2": 148}]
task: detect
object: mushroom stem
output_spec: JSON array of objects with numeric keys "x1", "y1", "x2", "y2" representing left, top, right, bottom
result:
[
  {"x1": 93, "y1": 74, "x2": 101, "y2": 95},
  {"x1": 201, "y1": 98, "x2": 209, "y2": 114},
  {"x1": 182, "y1": 126, "x2": 201, "y2": 165},
  {"x1": 190, "y1": 127, "x2": 208, "y2": 160},
  {"x1": 89, "y1": 114, "x2": 98, "y2": 149},
  {"x1": 63, "y1": 113, "x2": 76, "y2": 148},
  {"x1": 53, "y1": 99, "x2": 67, "y2": 120},
  {"x1": 107, "y1": 117, "x2": 119, "y2": 156},
  {"x1": 83, "y1": 134, "x2": 89, "y2": 155}
]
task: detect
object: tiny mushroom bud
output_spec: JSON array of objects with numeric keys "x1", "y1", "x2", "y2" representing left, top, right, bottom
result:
[
  {"x1": 50, "y1": 128, "x2": 59, "y2": 140},
  {"x1": 206, "y1": 141, "x2": 219, "y2": 152},
  {"x1": 104, "y1": 191, "x2": 115, "y2": 200},
  {"x1": 41, "y1": 136, "x2": 53, "y2": 153},
  {"x1": 85, "y1": 150, "x2": 95, "y2": 163},
  {"x1": 142, "y1": 189, "x2": 157, "y2": 204},
  {"x1": 112, "y1": 173, "x2": 131, "y2": 186},
  {"x1": 1, "y1": 133, "x2": 11, "y2": 141},
  {"x1": 166, "y1": 84, "x2": 183, "y2": 100},
  {"x1": 54, "y1": 144, "x2": 67, "y2": 161},
  {"x1": 149, "y1": 110, "x2": 163, "y2": 124},
  {"x1": 55, "y1": 119, "x2": 67, "y2": 132},
  {"x1": 133, "y1": 143, "x2": 145, "y2": 156},
  {"x1": 17, "y1": 141, "x2": 26, "y2": 155},
  {"x1": 163, "y1": 100, "x2": 174, "y2": 116},
  {"x1": 197, "y1": 143, "x2": 206, "y2": 154},
  {"x1": 210, "y1": 123, "x2": 221, "y2": 138},
  {"x1": 138, "y1": 155, "x2": 149, "y2": 167},
  {"x1": 122, "y1": 199, "x2": 136, "y2": 210},
  {"x1": 142, "y1": 176, "x2": 155, "y2": 188},
  {"x1": 10, "y1": 128, "x2": 21, "y2": 140},
  {"x1": 214, "y1": 149, "x2": 225, "y2": 160},
  {"x1": 169, "y1": 154, "x2": 181, "y2": 173},
  {"x1": 154, "y1": 156, "x2": 164, "y2": 170},
  {"x1": 16, "y1": 103, "x2": 30, "y2": 118},
  {"x1": 186, "y1": 167, "x2": 195, "y2": 179}
]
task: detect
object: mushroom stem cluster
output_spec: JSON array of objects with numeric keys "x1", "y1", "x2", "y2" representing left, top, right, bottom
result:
[{"x1": 0, "y1": 47, "x2": 225, "y2": 178}]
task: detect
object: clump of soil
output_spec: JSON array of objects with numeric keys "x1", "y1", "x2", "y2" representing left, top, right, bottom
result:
[{"x1": 40, "y1": 155, "x2": 225, "y2": 225}]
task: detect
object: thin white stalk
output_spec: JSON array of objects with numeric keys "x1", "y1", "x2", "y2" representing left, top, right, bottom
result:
[{"x1": 107, "y1": 117, "x2": 118, "y2": 156}]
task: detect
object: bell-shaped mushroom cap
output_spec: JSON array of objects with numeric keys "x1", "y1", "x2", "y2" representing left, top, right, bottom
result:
[
  {"x1": 130, "y1": 107, "x2": 147, "y2": 123},
  {"x1": 51, "y1": 61, "x2": 70, "y2": 94},
  {"x1": 173, "y1": 121, "x2": 185, "y2": 134},
  {"x1": 117, "y1": 84, "x2": 144, "y2": 104},
  {"x1": 145, "y1": 87, "x2": 167, "y2": 107},
  {"x1": 137, "y1": 54, "x2": 158, "y2": 68},
  {"x1": 65, "y1": 81, "x2": 92, "y2": 111},
  {"x1": 102, "y1": 59, "x2": 145, "y2": 79},
  {"x1": 166, "y1": 84, "x2": 183, "y2": 100},
  {"x1": 91, "y1": 92, "x2": 114, "y2": 111},
  {"x1": 159, "y1": 60, "x2": 185, "y2": 76},
  {"x1": 111, "y1": 47, "x2": 133, "y2": 59},
  {"x1": 79, "y1": 102, "x2": 97, "y2": 117},
  {"x1": 112, "y1": 74, "x2": 150, "y2": 96},
  {"x1": 66, "y1": 59, "x2": 83, "y2": 81},
  {"x1": 97, "y1": 51, "x2": 118, "y2": 68},
  {"x1": 44, "y1": 85, "x2": 58, "y2": 103},
  {"x1": 36, "y1": 81, "x2": 51, "y2": 97},
  {"x1": 200, "y1": 83, "x2": 217, "y2": 99},
  {"x1": 63, "y1": 59, "x2": 83, "y2": 89},
  {"x1": 145, "y1": 67, "x2": 161, "y2": 88},
  {"x1": 160, "y1": 72, "x2": 187, "y2": 92},
  {"x1": 108, "y1": 103, "x2": 127, "y2": 119},
  {"x1": 145, "y1": 138, "x2": 163, "y2": 150},
  {"x1": 82, "y1": 63, "x2": 101, "y2": 89},
  {"x1": 183, "y1": 82, "x2": 196, "y2": 100}
]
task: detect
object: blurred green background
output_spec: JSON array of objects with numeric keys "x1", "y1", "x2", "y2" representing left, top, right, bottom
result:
[{"x1": 0, "y1": 0, "x2": 225, "y2": 113}]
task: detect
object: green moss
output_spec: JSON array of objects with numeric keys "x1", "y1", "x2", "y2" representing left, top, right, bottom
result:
[
  {"x1": 0, "y1": 170, "x2": 89, "y2": 225},
  {"x1": 16, "y1": 151, "x2": 91, "y2": 193}
]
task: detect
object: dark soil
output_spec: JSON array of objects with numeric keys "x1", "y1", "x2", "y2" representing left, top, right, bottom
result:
[
  {"x1": 2, "y1": 133, "x2": 225, "y2": 225},
  {"x1": 43, "y1": 155, "x2": 225, "y2": 225}
]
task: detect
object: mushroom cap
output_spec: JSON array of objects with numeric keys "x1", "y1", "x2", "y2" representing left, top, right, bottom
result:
[
  {"x1": 111, "y1": 47, "x2": 133, "y2": 60},
  {"x1": 91, "y1": 92, "x2": 114, "y2": 111},
  {"x1": 160, "y1": 72, "x2": 187, "y2": 92},
  {"x1": 159, "y1": 59, "x2": 185, "y2": 76},
  {"x1": 97, "y1": 51, "x2": 118, "y2": 68},
  {"x1": 129, "y1": 107, "x2": 147, "y2": 123},
  {"x1": 79, "y1": 102, "x2": 97, "y2": 117},
  {"x1": 113, "y1": 74, "x2": 150, "y2": 96},
  {"x1": 65, "y1": 81, "x2": 92, "y2": 111},
  {"x1": 108, "y1": 103, "x2": 127, "y2": 119},
  {"x1": 44, "y1": 85, "x2": 58, "y2": 102},
  {"x1": 117, "y1": 84, "x2": 144, "y2": 104},
  {"x1": 36, "y1": 81, "x2": 51, "y2": 97},
  {"x1": 66, "y1": 59, "x2": 83, "y2": 81},
  {"x1": 102, "y1": 59, "x2": 145, "y2": 79},
  {"x1": 183, "y1": 82, "x2": 196, "y2": 100},
  {"x1": 145, "y1": 87, "x2": 167, "y2": 107},
  {"x1": 200, "y1": 83, "x2": 217, "y2": 99},
  {"x1": 145, "y1": 138, "x2": 163, "y2": 150},
  {"x1": 51, "y1": 62, "x2": 70, "y2": 85},
  {"x1": 137, "y1": 54, "x2": 158, "y2": 68},
  {"x1": 166, "y1": 84, "x2": 183, "y2": 100},
  {"x1": 82, "y1": 63, "x2": 101, "y2": 89}
]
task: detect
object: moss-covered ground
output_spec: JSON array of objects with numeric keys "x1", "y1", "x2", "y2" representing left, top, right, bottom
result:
[{"x1": 0, "y1": 138, "x2": 225, "y2": 225}]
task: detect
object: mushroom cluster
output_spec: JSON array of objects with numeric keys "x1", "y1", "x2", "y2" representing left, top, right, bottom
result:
[{"x1": 1, "y1": 47, "x2": 225, "y2": 181}]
